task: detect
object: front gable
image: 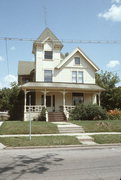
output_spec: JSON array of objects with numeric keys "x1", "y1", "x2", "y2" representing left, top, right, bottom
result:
[{"x1": 56, "y1": 47, "x2": 99, "y2": 71}]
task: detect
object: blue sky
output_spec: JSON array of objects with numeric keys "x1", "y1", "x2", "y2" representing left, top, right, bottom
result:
[{"x1": 0, "y1": 0, "x2": 121, "y2": 88}]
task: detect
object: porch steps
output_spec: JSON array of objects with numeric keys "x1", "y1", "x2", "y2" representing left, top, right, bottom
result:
[
  {"x1": 48, "y1": 112, "x2": 66, "y2": 122},
  {"x1": 52, "y1": 122, "x2": 85, "y2": 134}
]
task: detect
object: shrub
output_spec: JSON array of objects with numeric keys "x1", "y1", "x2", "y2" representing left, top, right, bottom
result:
[
  {"x1": 107, "y1": 109, "x2": 121, "y2": 120},
  {"x1": 35, "y1": 107, "x2": 46, "y2": 121},
  {"x1": 70, "y1": 104, "x2": 107, "y2": 120}
]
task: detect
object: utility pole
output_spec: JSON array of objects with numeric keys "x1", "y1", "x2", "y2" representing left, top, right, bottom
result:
[{"x1": 29, "y1": 95, "x2": 32, "y2": 140}]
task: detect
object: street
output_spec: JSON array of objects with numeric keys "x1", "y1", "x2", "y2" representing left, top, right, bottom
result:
[{"x1": 0, "y1": 146, "x2": 121, "y2": 180}]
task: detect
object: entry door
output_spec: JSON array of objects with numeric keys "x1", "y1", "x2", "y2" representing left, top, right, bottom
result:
[{"x1": 41, "y1": 95, "x2": 55, "y2": 112}]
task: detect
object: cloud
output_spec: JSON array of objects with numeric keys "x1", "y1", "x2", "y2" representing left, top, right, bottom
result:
[
  {"x1": 0, "y1": 74, "x2": 17, "y2": 88},
  {"x1": 98, "y1": 4, "x2": 121, "y2": 22},
  {"x1": 10, "y1": 46, "x2": 16, "y2": 51},
  {"x1": 106, "y1": 60, "x2": 120, "y2": 68},
  {"x1": 112, "y1": 0, "x2": 121, "y2": 3},
  {"x1": 0, "y1": 56, "x2": 4, "y2": 61}
]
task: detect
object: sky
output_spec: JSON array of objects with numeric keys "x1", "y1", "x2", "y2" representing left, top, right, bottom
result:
[{"x1": 0, "y1": 0, "x2": 121, "y2": 88}]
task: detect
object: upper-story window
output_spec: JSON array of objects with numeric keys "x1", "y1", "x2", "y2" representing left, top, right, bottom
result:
[
  {"x1": 44, "y1": 70, "x2": 52, "y2": 82},
  {"x1": 44, "y1": 51, "x2": 53, "y2": 59},
  {"x1": 72, "y1": 71, "x2": 83, "y2": 83},
  {"x1": 75, "y1": 57, "x2": 80, "y2": 65}
]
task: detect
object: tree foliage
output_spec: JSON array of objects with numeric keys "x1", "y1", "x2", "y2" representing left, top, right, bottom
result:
[
  {"x1": 96, "y1": 71, "x2": 121, "y2": 110},
  {"x1": 0, "y1": 82, "x2": 24, "y2": 120}
]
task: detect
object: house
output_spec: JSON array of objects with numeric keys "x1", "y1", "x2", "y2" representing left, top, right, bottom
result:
[{"x1": 18, "y1": 28, "x2": 104, "y2": 121}]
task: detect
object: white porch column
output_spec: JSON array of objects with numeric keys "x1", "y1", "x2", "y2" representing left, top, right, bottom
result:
[
  {"x1": 24, "y1": 89, "x2": 27, "y2": 113},
  {"x1": 98, "y1": 92, "x2": 101, "y2": 106},
  {"x1": 92, "y1": 93, "x2": 97, "y2": 104},
  {"x1": 44, "y1": 89, "x2": 47, "y2": 107},
  {"x1": 63, "y1": 91, "x2": 66, "y2": 107}
]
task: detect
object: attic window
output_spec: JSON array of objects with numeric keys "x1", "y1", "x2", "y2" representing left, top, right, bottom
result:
[
  {"x1": 75, "y1": 57, "x2": 80, "y2": 65},
  {"x1": 44, "y1": 51, "x2": 53, "y2": 59}
]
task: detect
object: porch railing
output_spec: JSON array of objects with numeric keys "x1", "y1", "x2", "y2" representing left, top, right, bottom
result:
[
  {"x1": 25, "y1": 105, "x2": 48, "y2": 122},
  {"x1": 63, "y1": 105, "x2": 75, "y2": 120},
  {"x1": 26, "y1": 105, "x2": 45, "y2": 112}
]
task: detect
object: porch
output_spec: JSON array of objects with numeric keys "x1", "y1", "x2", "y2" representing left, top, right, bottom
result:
[{"x1": 23, "y1": 89, "x2": 101, "y2": 121}]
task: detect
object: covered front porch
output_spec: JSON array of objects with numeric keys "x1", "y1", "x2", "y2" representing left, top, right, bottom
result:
[{"x1": 21, "y1": 82, "x2": 103, "y2": 121}]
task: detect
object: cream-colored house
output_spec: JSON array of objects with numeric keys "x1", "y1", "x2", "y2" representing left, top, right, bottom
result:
[{"x1": 18, "y1": 28, "x2": 104, "y2": 121}]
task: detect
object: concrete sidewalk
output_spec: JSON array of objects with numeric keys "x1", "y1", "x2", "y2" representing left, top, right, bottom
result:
[{"x1": 0, "y1": 132, "x2": 121, "y2": 137}]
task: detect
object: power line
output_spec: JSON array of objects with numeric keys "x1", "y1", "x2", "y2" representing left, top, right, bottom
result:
[{"x1": 0, "y1": 37, "x2": 121, "y2": 44}]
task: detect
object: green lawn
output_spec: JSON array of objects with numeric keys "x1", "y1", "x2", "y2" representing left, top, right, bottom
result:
[
  {"x1": 0, "y1": 121, "x2": 59, "y2": 135},
  {"x1": 0, "y1": 136, "x2": 80, "y2": 147},
  {"x1": 71, "y1": 120, "x2": 121, "y2": 132},
  {"x1": 92, "y1": 134, "x2": 121, "y2": 144}
]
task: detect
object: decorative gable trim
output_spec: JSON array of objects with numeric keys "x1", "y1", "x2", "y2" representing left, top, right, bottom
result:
[{"x1": 56, "y1": 47, "x2": 99, "y2": 71}]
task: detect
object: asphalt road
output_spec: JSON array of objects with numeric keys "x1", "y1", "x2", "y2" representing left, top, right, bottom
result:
[{"x1": 0, "y1": 146, "x2": 121, "y2": 180}]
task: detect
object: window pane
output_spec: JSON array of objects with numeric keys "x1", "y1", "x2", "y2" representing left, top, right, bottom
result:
[
  {"x1": 44, "y1": 70, "x2": 52, "y2": 82},
  {"x1": 44, "y1": 51, "x2": 53, "y2": 59},
  {"x1": 75, "y1": 57, "x2": 80, "y2": 65},
  {"x1": 72, "y1": 71, "x2": 77, "y2": 83},
  {"x1": 78, "y1": 71, "x2": 83, "y2": 83}
]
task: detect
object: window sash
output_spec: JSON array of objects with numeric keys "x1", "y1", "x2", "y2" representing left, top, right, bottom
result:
[
  {"x1": 75, "y1": 57, "x2": 80, "y2": 65},
  {"x1": 44, "y1": 51, "x2": 53, "y2": 59},
  {"x1": 44, "y1": 70, "x2": 52, "y2": 82},
  {"x1": 72, "y1": 71, "x2": 77, "y2": 83},
  {"x1": 78, "y1": 71, "x2": 83, "y2": 83}
]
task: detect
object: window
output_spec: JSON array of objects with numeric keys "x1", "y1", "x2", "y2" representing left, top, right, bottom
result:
[
  {"x1": 72, "y1": 93, "x2": 84, "y2": 105},
  {"x1": 44, "y1": 51, "x2": 53, "y2": 59},
  {"x1": 44, "y1": 70, "x2": 52, "y2": 82},
  {"x1": 75, "y1": 57, "x2": 80, "y2": 65},
  {"x1": 72, "y1": 71, "x2": 83, "y2": 83}
]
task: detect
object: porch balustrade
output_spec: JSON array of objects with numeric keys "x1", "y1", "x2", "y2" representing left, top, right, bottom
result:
[
  {"x1": 63, "y1": 105, "x2": 75, "y2": 120},
  {"x1": 26, "y1": 105, "x2": 45, "y2": 112}
]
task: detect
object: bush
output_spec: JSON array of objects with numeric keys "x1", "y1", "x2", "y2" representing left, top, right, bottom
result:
[
  {"x1": 70, "y1": 104, "x2": 107, "y2": 120},
  {"x1": 35, "y1": 107, "x2": 46, "y2": 121},
  {"x1": 107, "y1": 109, "x2": 121, "y2": 120}
]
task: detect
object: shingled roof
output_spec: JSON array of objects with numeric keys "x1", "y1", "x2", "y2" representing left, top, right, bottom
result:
[
  {"x1": 18, "y1": 61, "x2": 35, "y2": 75},
  {"x1": 33, "y1": 27, "x2": 63, "y2": 48}
]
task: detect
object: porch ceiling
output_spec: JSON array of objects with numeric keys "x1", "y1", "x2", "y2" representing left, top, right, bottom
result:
[{"x1": 20, "y1": 82, "x2": 105, "y2": 92}]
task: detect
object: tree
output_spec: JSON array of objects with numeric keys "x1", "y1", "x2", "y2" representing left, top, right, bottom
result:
[
  {"x1": 0, "y1": 82, "x2": 24, "y2": 120},
  {"x1": 96, "y1": 71, "x2": 120, "y2": 110}
]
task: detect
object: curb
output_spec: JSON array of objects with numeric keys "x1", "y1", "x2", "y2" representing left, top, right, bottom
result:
[{"x1": 3, "y1": 143, "x2": 121, "y2": 150}]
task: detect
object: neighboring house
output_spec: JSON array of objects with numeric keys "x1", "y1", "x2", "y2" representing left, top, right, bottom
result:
[{"x1": 18, "y1": 28, "x2": 104, "y2": 121}]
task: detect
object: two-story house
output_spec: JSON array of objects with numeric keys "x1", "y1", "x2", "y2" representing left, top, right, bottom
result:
[{"x1": 18, "y1": 28, "x2": 104, "y2": 121}]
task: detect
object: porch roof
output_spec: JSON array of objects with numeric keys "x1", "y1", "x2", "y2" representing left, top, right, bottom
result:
[{"x1": 20, "y1": 82, "x2": 105, "y2": 92}]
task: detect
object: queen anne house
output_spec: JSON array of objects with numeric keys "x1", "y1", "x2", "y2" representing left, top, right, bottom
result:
[{"x1": 18, "y1": 28, "x2": 104, "y2": 121}]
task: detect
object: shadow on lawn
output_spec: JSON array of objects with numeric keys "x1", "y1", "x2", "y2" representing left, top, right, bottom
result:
[{"x1": 0, "y1": 152, "x2": 64, "y2": 180}]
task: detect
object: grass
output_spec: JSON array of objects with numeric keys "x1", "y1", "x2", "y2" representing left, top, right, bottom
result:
[
  {"x1": 0, "y1": 121, "x2": 59, "y2": 135},
  {"x1": 92, "y1": 134, "x2": 121, "y2": 144},
  {"x1": 71, "y1": 120, "x2": 121, "y2": 132},
  {"x1": 0, "y1": 136, "x2": 80, "y2": 147}
]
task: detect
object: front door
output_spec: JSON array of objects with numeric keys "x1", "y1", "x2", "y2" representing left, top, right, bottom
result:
[{"x1": 41, "y1": 95, "x2": 55, "y2": 112}]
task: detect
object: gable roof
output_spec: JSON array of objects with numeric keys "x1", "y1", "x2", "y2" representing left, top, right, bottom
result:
[
  {"x1": 33, "y1": 27, "x2": 63, "y2": 48},
  {"x1": 18, "y1": 61, "x2": 35, "y2": 75},
  {"x1": 56, "y1": 47, "x2": 99, "y2": 71}
]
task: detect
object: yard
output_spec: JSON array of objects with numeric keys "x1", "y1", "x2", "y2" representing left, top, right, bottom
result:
[
  {"x1": 0, "y1": 121, "x2": 59, "y2": 135},
  {"x1": 71, "y1": 120, "x2": 121, "y2": 132},
  {"x1": 92, "y1": 134, "x2": 121, "y2": 144},
  {"x1": 0, "y1": 136, "x2": 80, "y2": 147}
]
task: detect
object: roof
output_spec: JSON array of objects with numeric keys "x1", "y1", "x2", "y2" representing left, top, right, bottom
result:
[
  {"x1": 18, "y1": 61, "x2": 35, "y2": 75},
  {"x1": 20, "y1": 82, "x2": 105, "y2": 92},
  {"x1": 33, "y1": 27, "x2": 63, "y2": 48},
  {"x1": 56, "y1": 47, "x2": 99, "y2": 71}
]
